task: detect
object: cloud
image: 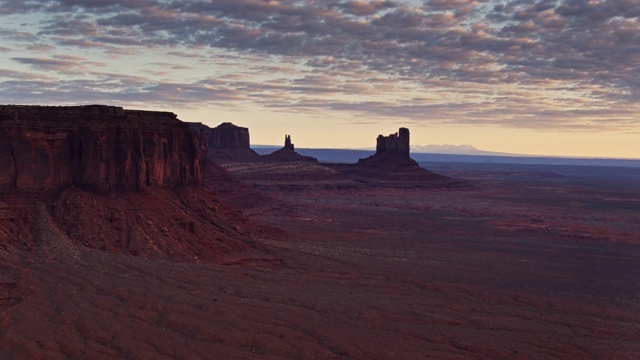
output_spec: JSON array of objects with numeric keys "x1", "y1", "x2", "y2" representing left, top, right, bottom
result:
[
  {"x1": 0, "y1": 29, "x2": 39, "y2": 43},
  {"x1": 340, "y1": 0, "x2": 397, "y2": 16},
  {"x1": 11, "y1": 57, "x2": 107, "y2": 73},
  {"x1": 0, "y1": 76, "x2": 249, "y2": 108},
  {"x1": 0, "y1": 0, "x2": 638, "y2": 132},
  {"x1": 0, "y1": 69, "x2": 54, "y2": 80},
  {"x1": 12, "y1": 58, "x2": 80, "y2": 72}
]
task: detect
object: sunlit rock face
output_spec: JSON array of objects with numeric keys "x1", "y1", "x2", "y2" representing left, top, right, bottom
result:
[{"x1": 0, "y1": 105, "x2": 202, "y2": 192}]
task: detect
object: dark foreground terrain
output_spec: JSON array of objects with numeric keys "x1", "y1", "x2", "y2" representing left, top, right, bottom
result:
[{"x1": 1, "y1": 163, "x2": 639, "y2": 359}]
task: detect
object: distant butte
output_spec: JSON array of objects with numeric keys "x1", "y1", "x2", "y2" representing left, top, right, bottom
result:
[
  {"x1": 357, "y1": 127, "x2": 420, "y2": 168},
  {"x1": 190, "y1": 122, "x2": 260, "y2": 163},
  {"x1": 213, "y1": 124, "x2": 456, "y2": 189},
  {"x1": 329, "y1": 127, "x2": 449, "y2": 182},
  {"x1": 377, "y1": 127, "x2": 410, "y2": 157},
  {"x1": 261, "y1": 134, "x2": 318, "y2": 163}
]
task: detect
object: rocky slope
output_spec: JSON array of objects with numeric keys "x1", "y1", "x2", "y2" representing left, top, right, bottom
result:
[
  {"x1": 201, "y1": 161, "x2": 270, "y2": 210},
  {"x1": 0, "y1": 105, "x2": 275, "y2": 261}
]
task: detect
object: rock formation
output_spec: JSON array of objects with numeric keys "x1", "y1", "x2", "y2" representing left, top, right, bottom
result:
[
  {"x1": 210, "y1": 122, "x2": 251, "y2": 148},
  {"x1": 376, "y1": 128, "x2": 410, "y2": 158},
  {"x1": 0, "y1": 104, "x2": 275, "y2": 262},
  {"x1": 192, "y1": 122, "x2": 259, "y2": 163},
  {"x1": 0, "y1": 105, "x2": 201, "y2": 193},
  {"x1": 284, "y1": 134, "x2": 294, "y2": 151},
  {"x1": 358, "y1": 127, "x2": 417, "y2": 167},
  {"x1": 341, "y1": 127, "x2": 450, "y2": 182},
  {"x1": 261, "y1": 134, "x2": 317, "y2": 163}
]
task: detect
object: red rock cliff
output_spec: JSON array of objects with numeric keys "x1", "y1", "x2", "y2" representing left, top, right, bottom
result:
[{"x1": 0, "y1": 105, "x2": 202, "y2": 192}]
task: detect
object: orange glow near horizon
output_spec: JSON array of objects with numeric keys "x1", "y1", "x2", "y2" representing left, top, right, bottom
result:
[{"x1": 1, "y1": 1, "x2": 638, "y2": 159}]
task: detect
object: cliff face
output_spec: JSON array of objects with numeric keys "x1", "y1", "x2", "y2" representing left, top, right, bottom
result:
[
  {"x1": 0, "y1": 105, "x2": 202, "y2": 192},
  {"x1": 376, "y1": 128, "x2": 410, "y2": 158}
]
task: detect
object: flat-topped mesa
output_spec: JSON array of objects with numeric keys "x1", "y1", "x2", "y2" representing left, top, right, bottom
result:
[
  {"x1": 0, "y1": 105, "x2": 202, "y2": 193},
  {"x1": 193, "y1": 122, "x2": 259, "y2": 163},
  {"x1": 210, "y1": 122, "x2": 251, "y2": 148},
  {"x1": 376, "y1": 127, "x2": 410, "y2": 158}
]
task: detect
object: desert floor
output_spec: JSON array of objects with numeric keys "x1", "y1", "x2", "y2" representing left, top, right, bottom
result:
[{"x1": 1, "y1": 163, "x2": 639, "y2": 359}]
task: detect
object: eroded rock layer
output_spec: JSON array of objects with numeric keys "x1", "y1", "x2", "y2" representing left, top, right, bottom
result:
[{"x1": 0, "y1": 105, "x2": 201, "y2": 192}]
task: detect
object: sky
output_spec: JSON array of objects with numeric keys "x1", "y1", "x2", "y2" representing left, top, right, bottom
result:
[{"x1": 0, "y1": 0, "x2": 638, "y2": 158}]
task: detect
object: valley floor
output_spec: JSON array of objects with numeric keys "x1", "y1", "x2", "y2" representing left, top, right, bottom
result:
[{"x1": 1, "y1": 165, "x2": 639, "y2": 359}]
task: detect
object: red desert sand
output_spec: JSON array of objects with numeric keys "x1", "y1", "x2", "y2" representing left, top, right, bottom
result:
[{"x1": 1, "y1": 165, "x2": 640, "y2": 359}]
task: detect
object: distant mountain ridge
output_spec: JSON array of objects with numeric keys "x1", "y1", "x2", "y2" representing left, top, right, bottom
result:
[{"x1": 411, "y1": 144, "x2": 511, "y2": 155}]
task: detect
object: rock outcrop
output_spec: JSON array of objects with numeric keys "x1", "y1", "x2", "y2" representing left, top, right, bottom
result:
[
  {"x1": 192, "y1": 122, "x2": 259, "y2": 163},
  {"x1": 376, "y1": 128, "x2": 410, "y2": 158},
  {"x1": 358, "y1": 127, "x2": 417, "y2": 167},
  {"x1": 345, "y1": 127, "x2": 450, "y2": 182},
  {"x1": 210, "y1": 122, "x2": 251, "y2": 148},
  {"x1": 284, "y1": 134, "x2": 294, "y2": 151},
  {"x1": 0, "y1": 105, "x2": 278, "y2": 262},
  {"x1": 261, "y1": 134, "x2": 317, "y2": 163},
  {"x1": 0, "y1": 105, "x2": 201, "y2": 193}
]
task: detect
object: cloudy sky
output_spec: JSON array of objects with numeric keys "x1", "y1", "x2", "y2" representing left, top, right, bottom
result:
[{"x1": 1, "y1": 0, "x2": 638, "y2": 158}]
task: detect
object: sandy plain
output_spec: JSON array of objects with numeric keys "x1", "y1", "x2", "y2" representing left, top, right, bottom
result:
[{"x1": 1, "y1": 162, "x2": 639, "y2": 359}]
